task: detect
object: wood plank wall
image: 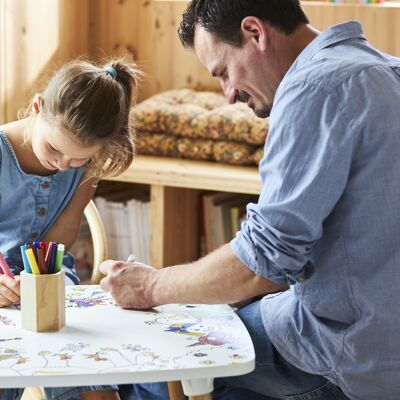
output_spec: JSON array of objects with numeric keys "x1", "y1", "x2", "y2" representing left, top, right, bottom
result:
[
  {"x1": 0, "y1": 0, "x2": 90, "y2": 124},
  {"x1": 303, "y1": 2, "x2": 400, "y2": 55},
  {"x1": 1, "y1": 1, "x2": 400, "y2": 123},
  {"x1": 88, "y1": 0, "x2": 220, "y2": 101}
]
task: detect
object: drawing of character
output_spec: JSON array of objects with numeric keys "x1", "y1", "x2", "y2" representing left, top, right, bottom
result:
[
  {"x1": 164, "y1": 322, "x2": 211, "y2": 337},
  {"x1": 188, "y1": 330, "x2": 236, "y2": 347}
]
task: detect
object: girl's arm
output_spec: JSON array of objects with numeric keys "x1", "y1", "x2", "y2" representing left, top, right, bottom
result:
[{"x1": 42, "y1": 174, "x2": 98, "y2": 250}]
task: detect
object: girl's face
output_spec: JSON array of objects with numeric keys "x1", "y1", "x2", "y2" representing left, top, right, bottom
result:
[{"x1": 30, "y1": 115, "x2": 100, "y2": 172}]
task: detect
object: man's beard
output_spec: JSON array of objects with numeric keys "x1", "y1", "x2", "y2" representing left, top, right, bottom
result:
[{"x1": 237, "y1": 90, "x2": 271, "y2": 118}]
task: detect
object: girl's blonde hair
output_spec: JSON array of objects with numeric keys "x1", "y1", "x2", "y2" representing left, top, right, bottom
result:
[{"x1": 24, "y1": 57, "x2": 141, "y2": 178}]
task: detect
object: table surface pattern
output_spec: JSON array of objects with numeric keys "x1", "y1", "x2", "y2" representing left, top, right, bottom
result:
[{"x1": 0, "y1": 285, "x2": 254, "y2": 389}]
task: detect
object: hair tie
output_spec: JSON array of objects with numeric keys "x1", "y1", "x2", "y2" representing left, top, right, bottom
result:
[{"x1": 104, "y1": 66, "x2": 117, "y2": 79}]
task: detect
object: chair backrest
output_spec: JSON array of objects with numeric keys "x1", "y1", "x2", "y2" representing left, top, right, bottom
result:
[{"x1": 83, "y1": 200, "x2": 108, "y2": 284}]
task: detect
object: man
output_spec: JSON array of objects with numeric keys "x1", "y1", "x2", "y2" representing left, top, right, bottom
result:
[{"x1": 100, "y1": 1, "x2": 400, "y2": 399}]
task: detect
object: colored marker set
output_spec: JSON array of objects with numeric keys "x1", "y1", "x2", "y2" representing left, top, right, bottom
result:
[
  {"x1": 20, "y1": 242, "x2": 65, "y2": 275},
  {"x1": 0, "y1": 245, "x2": 66, "y2": 332},
  {"x1": 19, "y1": 242, "x2": 66, "y2": 332},
  {"x1": 20, "y1": 268, "x2": 66, "y2": 332}
]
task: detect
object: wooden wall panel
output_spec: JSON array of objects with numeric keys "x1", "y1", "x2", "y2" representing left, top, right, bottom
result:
[
  {"x1": 2, "y1": 0, "x2": 400, "y2": 123},
  {"x1": 140, "y1": 1, "x2": 219, "y2": 98},
  {"x1": 0, "y1": 0, "x2": 90, "y2": 123},
  {"x1": 87, "y1": 1, "x2": 400, "y2": 101},
  {"x1": 89, "y1": 0, "x2": 140, "y2": 60},
  {"x1": 88, "y1": 0, "x2": 218, "y2": 101},
  {"x1": 302, "y1": 3, "x2": 400, "y2": 57}
]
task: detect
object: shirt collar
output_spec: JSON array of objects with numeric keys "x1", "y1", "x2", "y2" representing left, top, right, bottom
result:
[{"x1": 288, "y1": 21, "x2": 366, "y2": 74}]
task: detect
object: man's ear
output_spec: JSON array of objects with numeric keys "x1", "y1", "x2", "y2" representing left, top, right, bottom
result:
[
  {"x1": 241, "y1": 16, "x2": 268, "y2": 52},
  {"x1": 32, "y1": 93, "x2": 43, "y2": 114}
]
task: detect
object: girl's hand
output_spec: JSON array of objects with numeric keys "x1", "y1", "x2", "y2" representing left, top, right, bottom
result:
[{"x1": 0, "y1": 275, "x2": 20, "y2": 307}]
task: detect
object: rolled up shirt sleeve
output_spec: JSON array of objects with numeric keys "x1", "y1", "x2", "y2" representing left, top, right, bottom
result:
[{"x1": 231, "y1": 79, "x2": 357, "y2": 286}]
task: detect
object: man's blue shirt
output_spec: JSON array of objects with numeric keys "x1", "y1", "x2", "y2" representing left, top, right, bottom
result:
[{"x1": 231, "y1": 21, "x2": 400, "y2": 399}]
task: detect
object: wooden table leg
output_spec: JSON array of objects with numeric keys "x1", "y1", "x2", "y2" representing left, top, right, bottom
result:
[
  {"x1": 188, "y1": 395, "x2": 212, "y2": 400},
  {"x1": 167, "y1": 381, "x2": 185, "y2": 400}
]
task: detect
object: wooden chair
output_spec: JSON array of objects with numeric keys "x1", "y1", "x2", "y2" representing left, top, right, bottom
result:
[{"x1": 84, "y1": 199, "x2": 109, "y2": 284}]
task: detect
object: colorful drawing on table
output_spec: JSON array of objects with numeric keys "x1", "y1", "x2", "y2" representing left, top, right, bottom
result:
[
  {"x1": 0, "y1": 342, "x2": 183, "y2": 374},
  {"x1": 0, "y1": 349, "x2": 26, "y2": 363},
  {"x1": 187, "y1": 330, "x2": 237, "y2": 347},
  {"x1": 0, "y1": 314, "x2": 16, "y2": 326},
  {"x1": 0, "y1": 337, "x2": 250, "y2": 375},
  {"x1": 164, "y1": 323, "x2": 204, "y2": 337},
  {"x1": 65, "y1": 286, "x2": 116, "y2": 308},
  {"x1": 0, "y1": 287, "x2": 253, "y2": 375}
]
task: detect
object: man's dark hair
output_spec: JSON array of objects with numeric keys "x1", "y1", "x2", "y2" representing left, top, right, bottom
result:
[{"x1": 178, "y1": 0, "x2": 309, "y2": 48}]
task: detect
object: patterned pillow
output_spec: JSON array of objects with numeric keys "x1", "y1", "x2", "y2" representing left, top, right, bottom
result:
[
  {"x1": 132, "y1": 89, "x2": 269, "y2": 146},
  {"x1": 136, "y1": 131, "x2": 262, "y2": 166}
]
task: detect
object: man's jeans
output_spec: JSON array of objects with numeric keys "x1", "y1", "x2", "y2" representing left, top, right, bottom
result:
[{"x1": 122, "y1": 301, "x2": 350, "y2": 400}]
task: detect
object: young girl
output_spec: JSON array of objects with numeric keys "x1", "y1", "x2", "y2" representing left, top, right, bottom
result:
[{"x1": 0, "y1": 58, "x2": 140, "y2": 400}]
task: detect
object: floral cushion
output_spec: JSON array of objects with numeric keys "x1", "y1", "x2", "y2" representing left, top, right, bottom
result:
[
  {"x1": 136, "y1": 132, "x2": 261, "y2": 166},
  {"x1": 132, "y1": 89, "x2": 268, "y2": 166}
]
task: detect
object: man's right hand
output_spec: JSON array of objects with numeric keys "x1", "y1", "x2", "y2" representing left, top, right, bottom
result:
[
  {"x1": 99, "y1": 260, "x2": 158, "y2": 310},
  {"x1": 0, "y1": 275, "x2": 20, "y2": 307}
]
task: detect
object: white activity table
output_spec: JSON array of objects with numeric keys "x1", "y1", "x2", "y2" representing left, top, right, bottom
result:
[{"x1": 0, "y1": 285, "x2": 254, "y2": 397}]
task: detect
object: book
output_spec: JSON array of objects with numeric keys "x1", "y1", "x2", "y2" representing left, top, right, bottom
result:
[
  {"x1": 202, "y1": 193, "x2": 258, "y2": 252},
  {"x1": 202, "y1": 192, "x2": 240, "y2": 252},
  {"x1": 95, "y1": 196, "x2": 151, "y2": 263}
]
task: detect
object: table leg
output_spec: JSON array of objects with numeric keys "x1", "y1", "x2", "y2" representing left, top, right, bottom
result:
[
  {"x1": 21, "y1": 387, "x2": 45, "y2": 400},
  {"x1": 167, "y1": 381, "x2": 185, "y2": 400},
  {"x1": 181, "y1": 378, "x2": 214, "y2": 398}
]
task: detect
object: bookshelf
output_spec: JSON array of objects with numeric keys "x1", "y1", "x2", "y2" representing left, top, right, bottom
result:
[{"x1": 103, "y1": 156, "x2": 261, "y2": 269}]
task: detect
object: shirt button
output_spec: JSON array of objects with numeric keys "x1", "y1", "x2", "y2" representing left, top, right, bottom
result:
[
  {"x1": 42, "y1": 182, "x2": 50, "y2": 189},
  {"x1": 38, "y1": 208, "x2": 47, "y2": 217},
  {"x1": 31, "y1": 232, "x2": 39, "y2": 239}
]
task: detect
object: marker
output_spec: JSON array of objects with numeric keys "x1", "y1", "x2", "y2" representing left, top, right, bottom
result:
[
  {"x1": 47, "y1": 243, "x2": 58, "y2": 274},
  {"x1": 39, "y1": 241, "x2": 47, "y2": 255},
  {"x1": 28, "y1": 243, "x2": 38, "y2": 264},
  {"x1": 37, "y1": 246, "x2": 46, "y2": 274},
  {"x1": 0, "y1": 251, "x2": 15, "y2": 278},
  {"x1": 54, "y1": 244, "x2": 65, "y2": 273},
  {"x1": 45, "y1": 242, "x2": 55, "y2": 270},
  {"x1": 25, "y1": 249, "x2": 41, "y2": 275},
  {"x1": 20, "y1": 245, "x2": 32, "y2": 273}
]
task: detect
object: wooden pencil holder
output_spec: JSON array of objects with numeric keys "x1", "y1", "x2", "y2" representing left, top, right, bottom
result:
[{"x1": 20, "y1": 270, "x2": 65, "y2": 332}]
